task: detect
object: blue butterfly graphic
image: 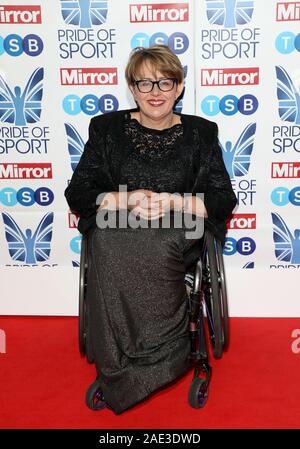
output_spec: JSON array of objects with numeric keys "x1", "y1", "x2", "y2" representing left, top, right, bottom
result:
[
  {"x1": 242, "y1": 261, "x2": 254, "y2": 269},
  {"x1": 2, "y1": 212, "x2": 54, "y2": 264},
  {"x1": 0, "y1": 67, "x2": 44, "y2": 126},
  {"x1": 174, "y1": 65, "x2": 188, "y2": 114},
  {"x1": 271, "y1": 213, "x2": 300, "y2": 264},
  {"x1": 220, "y1": 123, "x2": 256, "y2": 179},
  {"x1": 61, "y1": 0, "x2": 108, "y2": 28},
  {"x1": 72, "y1": 261, "x2": 80, "y2": 267},
  {"x1": 65, "y1": 123, "x2": 85, "y2": 171},
  {"x1": 276, "y1": 66, "x2": 300, "y2": 124},
  {"x1": 205, "y1": 0, "x2": 254, "y2": 28}
]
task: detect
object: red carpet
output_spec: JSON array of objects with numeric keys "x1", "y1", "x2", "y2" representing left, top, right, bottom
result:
[{"x1": 0, "y1": 316, "x2": 299, "y2": 429}]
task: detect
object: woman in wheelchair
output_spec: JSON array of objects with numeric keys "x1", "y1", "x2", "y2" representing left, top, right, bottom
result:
[{"x1": 65, "y1": 45, "x2": 237, "y2": 414}]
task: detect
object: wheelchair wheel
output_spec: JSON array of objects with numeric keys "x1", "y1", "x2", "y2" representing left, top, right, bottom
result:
[
  {"x1": 79, "y1": 235, "x2": 88, "y2": 357},
  {"x1": 85, "y1": 379, "x2": 107, "y2": 411},
  {"x1": 188, "y1": 378, "x2": 208, "y2": 409},
  {"x1": 203, "y1": 230, "x2": 227, "y2": 359},
  {"x1": 215, "y1": 238, "x2": 229, "y2": 350}
]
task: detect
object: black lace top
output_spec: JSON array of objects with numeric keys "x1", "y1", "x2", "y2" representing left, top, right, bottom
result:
[
  {"x1": 65, "y1": 109, "x2": 237, "y2": 241},
  {"x1": 120, "y1": 118, "x2": 186, "y2": 193}
]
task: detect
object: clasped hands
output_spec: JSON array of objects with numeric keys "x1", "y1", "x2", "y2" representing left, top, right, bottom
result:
[
  {"x1": 98, "y1": 189, "x2": 207, "y2": 219},
  {"x1": 126, "y1": 189, "x2": 182, "y2": 220},
  {"x1": 98, "y1": 189, "x2": 183, "y2": 220}
]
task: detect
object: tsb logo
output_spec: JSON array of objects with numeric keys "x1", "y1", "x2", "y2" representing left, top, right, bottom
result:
[
  {"x1": 70, "y1": 235, "x2": 82, "y2": 254},
  {"x1": 271, "y1": 187, "x2": 300, "y2": 206},
  {"x1": 201, "y1": 94, "x2": 258, "y2": 116},
  {"x1": 131, "y1": 32, "x2": 189, "y2": 54},
  {"x1": 0, "y1": 34, "x2": 43, "y2": 56},
  {"x1": 276, "y1": 32, "x2": 300, "y2": 54},
  {"x1": 63, "y1": 94, "x2": 119, "y2": 115},
  {"x1": 0, "y1": 187, "x2": 54, "y2": 206},
  {"x1": 223, "y1": 237, "x2": 256, "y2": 255},
  {"x1": 129, "y1": 3, "x2": 189, "y2": 22}
]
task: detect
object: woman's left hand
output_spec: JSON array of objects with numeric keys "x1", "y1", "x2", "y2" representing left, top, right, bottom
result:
[{"x1": 153, "y1": 192, "x2": 183, "y2": 214}]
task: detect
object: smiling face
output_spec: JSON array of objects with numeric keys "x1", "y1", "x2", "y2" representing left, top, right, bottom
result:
[{"x1": 129, "y1": 61, "x2": 183, "y2": 128}]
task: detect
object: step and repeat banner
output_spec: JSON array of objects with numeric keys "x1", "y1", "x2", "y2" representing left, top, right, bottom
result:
[{"x1": 0, "y1": 0, "x2": 299, "y2": 316}]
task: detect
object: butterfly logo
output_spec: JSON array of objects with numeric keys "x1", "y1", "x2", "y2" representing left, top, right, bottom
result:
[
  {"x1": 271, "y1": 213, "x2": 300, "y2": 264},
  {"x1": 60, "y1": 0, "x2": 108, "y2": 28},
  {"x1": 0, "y1": 68, "x2": 44, "y2": 126},
  {"x1": 242, "y1": 261, "x2": 254, "y2": 269},
  {"x1": 72, "y1": 260, "x2": 80, "y2": 267},
  {"x1": 205, "y1": 0, "x2": 254, "y2": 28},
  {"x1": 220, "y1": 123, "x2": 256, "y2": 179},
  {"x1": 2, "y1": 212, "x2": 54, "y2": 264},
  {"x1": 174, "y1": 65, "x2": 188, "y2": 114},
  {"x1": 65, "y1": 123, "x2": 85, "y2": 171},
  {"x1": 275, "y1": 66, "x2": 300, "y2": 124}
]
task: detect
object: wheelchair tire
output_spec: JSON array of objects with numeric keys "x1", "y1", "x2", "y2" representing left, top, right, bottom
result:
[
  {"x1": 188, "y1": 378, "x2": 208, "y2": 409},
  {"x1": 215, "y1": 239, "x2": 229, "y2": 350},
  {"x1": 203, "y1": 231, "x2": 224, "y2": 359},
  {"x1": 79, "y1": 235, "x2": 88, "y2": 357},
  {"x1": 85, "y1": 379, "x2": 107, "y2": 411}
]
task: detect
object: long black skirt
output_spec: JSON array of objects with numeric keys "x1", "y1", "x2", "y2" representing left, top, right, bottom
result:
[{"x1": 86, "y1": 211, "x2": 202, "y2": 414}]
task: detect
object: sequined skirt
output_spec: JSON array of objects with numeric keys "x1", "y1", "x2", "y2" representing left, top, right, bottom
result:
[{"x1": 86, "y1": 211, "x2": 202, "y2": 413}]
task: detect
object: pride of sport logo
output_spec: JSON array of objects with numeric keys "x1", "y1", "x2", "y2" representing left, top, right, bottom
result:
[
  {"x1": 276, "y1": 66, "x2": 300, "y2": 124},
  {"x1": 273, "y1": 66, "x2": 300, "y2": 154},
  {"x1": 57, "y1": 0, "x2": 115, "y2": 59},
  {"x1": 60, "y1": 0, "x2": 108, "y2": 27},
  {"x1": 2, "y1": 212, "x2": 54, "y2": 265},
  {"x1": 129, "y1": 3, "x2": 189, "y2": 22},
  {"x1": 65, "y1": 123, "x2": 84, "y2": 171},
  {"x1": 221, "y1": 123, "x2": 257, "y2": 206},
  {"x1": 201, "y1": 67, "x2": 259, "y2": 86},
  {"x1": 0, "y1": 5, "x2": 42, "y2": 24},
  {"x1": 270, "y1": 212, "x2": 300, "y2": 268},
  {"x1": 205, "y1": 0, "x2": 254, "y2": 28},
  {"x1": 0, "y1": 67, "x2": 43, "y2": 126},
  {"x1": 60, "y1": 67, "x2": 118, "y2": 85},
  {"x1": 200, "y1": 1, "x2": 260, "y2": 59}
]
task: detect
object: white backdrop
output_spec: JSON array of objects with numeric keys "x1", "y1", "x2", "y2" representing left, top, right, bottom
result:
[{"x1": 0, "y1": 0, "x2": 299, "y2": 316}]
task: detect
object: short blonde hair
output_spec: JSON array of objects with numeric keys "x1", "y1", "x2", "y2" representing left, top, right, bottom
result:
[{"x1": 125, "y1": 45, "x2": 184, "y2": 85}]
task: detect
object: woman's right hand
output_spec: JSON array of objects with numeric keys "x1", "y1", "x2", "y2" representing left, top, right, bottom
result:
[
  {"x1": 127, "y1": 189, "x2": 165, "y2": 220},
  {"x1": 98, "y1": 189, "x2": 165, "y2": 220}
]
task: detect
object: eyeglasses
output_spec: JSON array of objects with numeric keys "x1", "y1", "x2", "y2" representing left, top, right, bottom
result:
[{"x1": 134, "y1": 78, "x2": 177, "y2": 93}]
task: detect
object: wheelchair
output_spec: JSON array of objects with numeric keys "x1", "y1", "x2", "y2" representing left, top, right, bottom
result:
[{"x1": 78, "y1": 228, "x2": 229, "y2": 410}]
